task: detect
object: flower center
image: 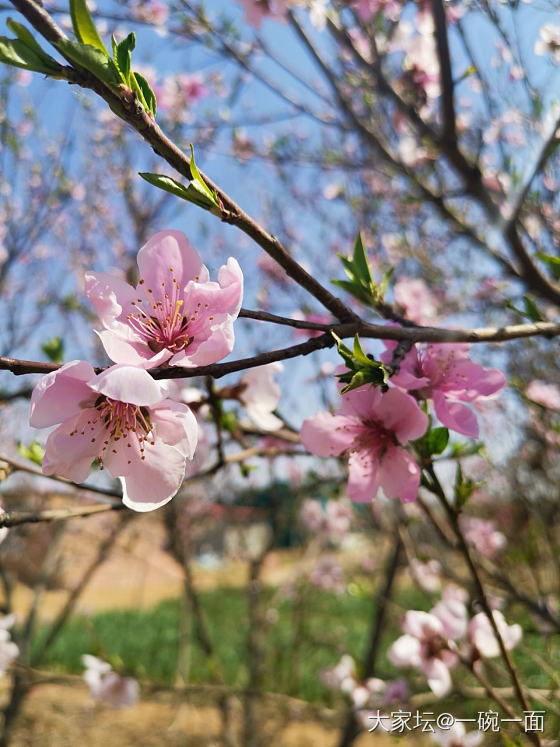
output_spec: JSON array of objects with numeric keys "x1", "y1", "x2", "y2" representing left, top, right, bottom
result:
[
  {"x1": 124, "y1": 266, "x2": 211, "y2": 355},
  {"x1": 70, "y1": 396, "x2": 156, "y2": 468}
]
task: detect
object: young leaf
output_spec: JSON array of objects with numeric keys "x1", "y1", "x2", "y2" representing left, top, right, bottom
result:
[
  {"x1": 41, "y1": 336, "x2": 65, "y2": 364},
  {"x1": 427, "y1": 427, "x2": 449, "y2": 456},
  {"x1": 523, "y1": 294, "x2": 545, "y2": 322},
  {"x1": 139, "y1": 172, "x2": 190, "y2": 200},
  {"x1": 133, "y1": 71, "x2": 156, "y2": 115},
  {"x1": 536, "y1": 251, "x2": 560, "y2": 280},
  {"x1": 17, "y1": 439, "x2": 45, "y2": 467},
  {"x1": 352, "y1": 233, "x2": 373, "y2": 286},
  {"x1": 56, "y1": 39, "x2": 121, "y2": 86},
  {"x1": 69, "y1": 0, "x2": 107, "y2": 54},
  {"x1": 0, "y1": 36, "x2": 62, "y2": 76},
  {"x1": 114, "y1": 32, "x2": 135, "y2": 86}
]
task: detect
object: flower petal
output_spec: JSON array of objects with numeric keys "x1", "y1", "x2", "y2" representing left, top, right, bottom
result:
[
  {"x1": 137, "y1": 230, "x2": 208, "y2": 305},
  {"x1": 433, "y1": 391, "x2": 478, "y2": 437},
  {"x1": 29, "y1": 360, "x2": 96, "y2": 428},
  {"x1": 379, "y1": 445, "x2": 421, "y2": 502},
  {"x1": 347, "y1": 449, "x2": 381, "y2": 502},
  {"x1": 89, "y1": 365, "x2": 167, "y2": 407},
  {"x1": 120, "y1": 439, "x2": 188, "y2": 512},
  {"x1": 42, "y1": 409, "x2": 103, "y2": 483},
  {"x1": 85, "y1": 271, "x2": 139, "y2": 329},
  {"x1": 301, "y1": 412, "x2": 358, "y2": 457}
]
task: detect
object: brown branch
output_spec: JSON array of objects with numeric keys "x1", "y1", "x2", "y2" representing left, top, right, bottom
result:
[
  {"x1": 2, "y1": 319, "x2": 560, "y2": 380},
  {"x1": 430, "y1": 0, "x2": 456, "y2": 145}
]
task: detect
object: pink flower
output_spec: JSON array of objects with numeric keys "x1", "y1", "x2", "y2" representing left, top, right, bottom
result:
[
  {"x1": 460, "y1": 516, "x2": 506, "y2": 558},
  {"x1": 352, "y1": 0, "x2": 401, "y2": 23},
  {"x1": 29, "y1": 361, "x2": 198, "y2": 512},
  {"x1": 381, "y1": 342, "x2": 506, "y2": 438},
  {"x1": 301, "y1": 383, "x2": 428, "y2": 503},
  {"x1": 387, "y1": 610, "x2": 457, "y2": 697},
  {"x1": 239, "y1": 363, "x2": 283, "y2": 431},
  {"x1": 468, "y1": 611, "x2": 522, "y2": 659},
  {"x1": 82, "y1": 655, "x2": 139, "y2": 708},
  {"x1": 86, "y1": 230, "x2": 243, "y2": 369},
  {"x1": 237, "y1": 0, "x2": 294, "y2": 27},
  {"x1": 320, "y1": 654, "x2": 356, "y2": 693},
  {"x1": 310, "y1": 556, "x2": 345, "y2": 594},
  {"x1": 291, "y1": 310, "x2": 332, "y2": 338},
  {"x1": 409, "y1": 558, "x2": 441, "y2": 593},
  {"x1": 394, "y1": 278, "x2": 438, "y2": 325},
  {"x1": 526, "y1": 379, "x2": 560, "y2": 410}
]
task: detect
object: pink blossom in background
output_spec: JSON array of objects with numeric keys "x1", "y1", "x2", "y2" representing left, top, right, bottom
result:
[
  {"x1": 310, "y1": 556, "x2": 346, "y2": 594},
  {"x1": 394, "y1": 278, "x2": 438, "y2": 325},
  {"x1": 130, "y1": 0, "x2": 169, "y2": 26},
  {"x1": 468, "y1": 611, "x2": 522, "y2": 659},
  {"x1": 82, "y1": 655, "x2": 139, "y2": 708},
  {"x1": 352, "y1": 0, "x2": 401, "y2": 23},
  {"x1": 460, "y1": 516, "x2": 506, "y2": 558},
  {"x1": 409, "y1": 558, "x2": 441, "y2": 593},
  {"x1": 387, "y1": 610, "x2": 457, "y2": 697},
  {"x1": 432, "y1": 721, "x2": 483, "y2": 747},
  {"x1": 0, "y1": 615, "x2": 19, "y2": 676},
  {"x1": 526, "y1": 379, "x2": 560, "y2": 410},
  {"x1": 301, "y1": 381, "x2": 428, "y2": 503},
  {"x1": 381, "y1": 341, "x2": 506, "y2": 438},
  {"x1": 86, "y1": 230, "x2": 243, "y2": 369},
  {"x1": 319, "y1": 654, "x2": 356, "y2": 693},
  {"x1": 29, "y1": 361, "x2": 198, "y2": 512},
  {"x1": 237, "y1": 0, "x2": 294, "y2": 27},
  {"x1": 299, "y1": 499, "x2": 324, "y2": 533},
  {"x1": 292, "y1": 310, "x2": 332, "y2": 338},
  {"x1": 239, "y1": 363, "x2": 284, "y2": 431}
]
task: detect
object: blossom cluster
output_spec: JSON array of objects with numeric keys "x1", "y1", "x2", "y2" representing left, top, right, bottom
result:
[
  {"x1": 301, "y1": 340, "x2": 505, "y2": 504},
  {"x1": 388, "y1": 585, "x2": 522, "y2": 697},
  {"x1": 30, "y1": 230, "x2": 244, "y2": 511}
]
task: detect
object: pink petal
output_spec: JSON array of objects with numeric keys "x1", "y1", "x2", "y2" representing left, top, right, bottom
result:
[
  {"x1": 300, "y1": 412, "x2": 358, "y2": 457},
  {"x1": 422, "y1": 657, "x2": 452, "y2": 697},
  {"x1": 347, "y1": 449, "x2": 381, "y2": 502},
  {"x1": 95, "y1": 329, "x2": 172, "y2": 369},
  {"x1": 433, "y1": 391, "x2": 478, "y2": 437},
  {"x1": 85, "y1": 271, "x2": 139, "y2": 329},
  {"x1": 378, "y1": 446, "x2": 421, "y2": 502},
  {"x1": 402, "y1": 610, "x2": 444, "y2": 639},
  {"x1": 338, "y1": 381, "x2": 382, "y2": 419},
  {"x1": 373, "y1": 388, "x2": 428, "y2": 444},
  {"x1": 42, "y1": 409, "x2": 103, "y2": 482},
  {"x1": 30, "y1": 360, "x2": 96, "y2": 428},
  {"x1": 151, "y1": 401, "x2": 199, "y2": 457},
  {"x1": 387, "y1": 634, "x2": 422, "y2": 668},
  {"x1": 169, "y1": 315, "x2": 235, "y2": 368},
  {"x1": 120, "y1": 439, "x2": 188, "y2": 512},
  {"x1": 137, "y1": 230, "x2": 208, "y2": 306},
  {"x1": 89, "y1": 365, "x2": 166, "y2": 407}
]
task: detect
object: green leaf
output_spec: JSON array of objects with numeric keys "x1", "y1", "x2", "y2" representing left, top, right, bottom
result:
[
  {"x1": 133, "y1": 71, "x2": 156, "y2": 115},
  {"x1": 139, "y1": 172, "x2": 190, "y2": 200},
  {"x1": 114, "y1": 32, "x2": 135, "y2": 86},
  {"x1": 330, "y1": 279, "x2": 372, "y2": 306},
  {"x1": 0, "y1": 36, "x2": 62, "y2": 76},
  {"x1": 522, "y1": 294, "x2": 545, "y2": 322},
  {"x1": 427, "y1": 427, "x2": 449, "y2": 455},
  {"x1": 379, "y1": 267, "x2": 394, "y2": 299},
  {"x1": 56, "y1": 39, "x2": 121, "y2": 86},
  {"x1": 536, "y1": 251, "x2": 560, "y2": 281},
  {"x1": 17, "y1": 439, "x2": 45, "y2": 467},
  {"x1": 40, "y1": 336, "x2": 65, "y2": 364},
  {"x1": 69, "y1": 0, "x2": 107, "y2": 54},
  {"x1": 352, "y1": 233, "x2": 373, "y2": 286}
]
